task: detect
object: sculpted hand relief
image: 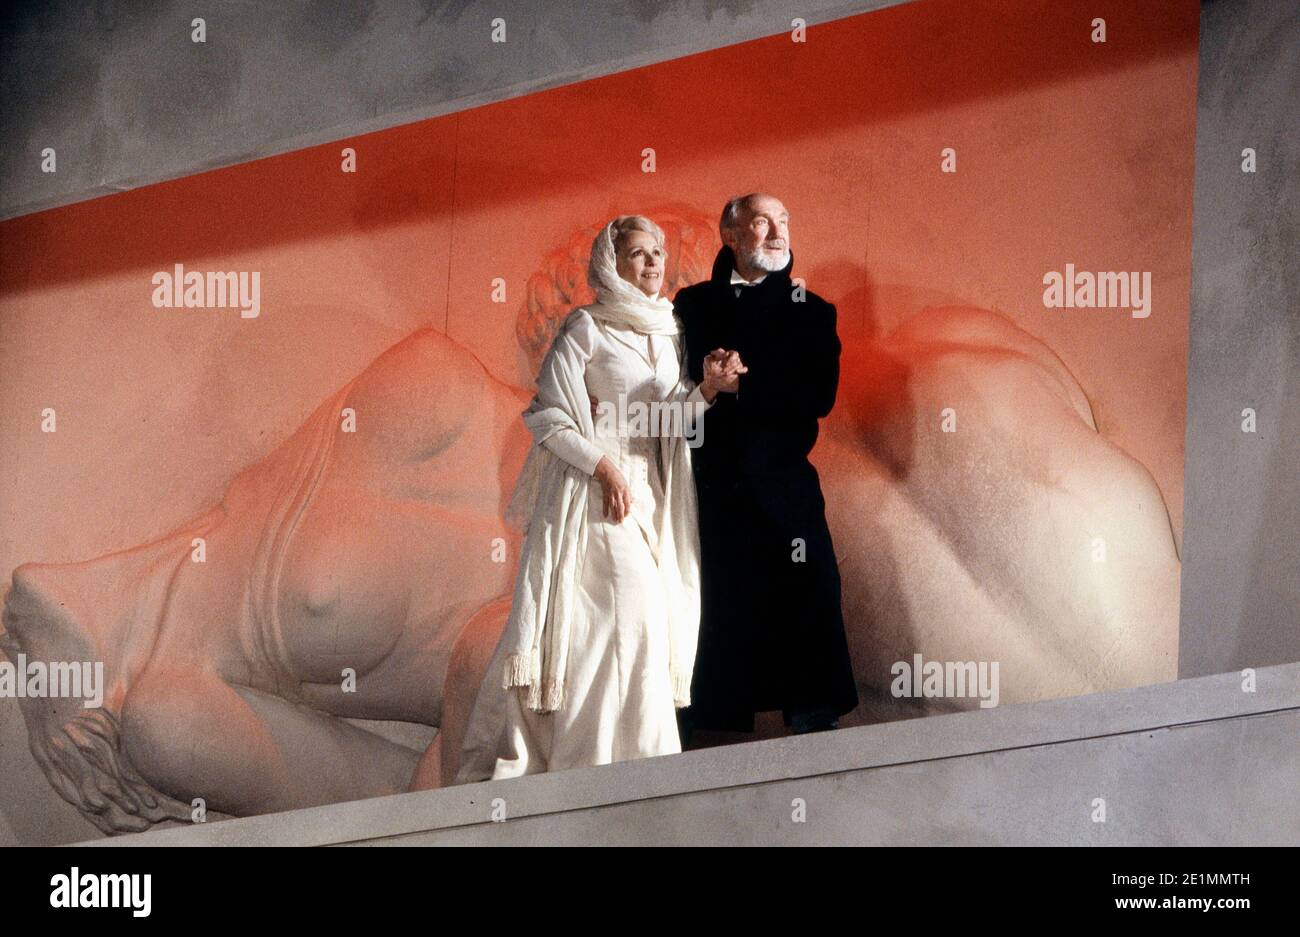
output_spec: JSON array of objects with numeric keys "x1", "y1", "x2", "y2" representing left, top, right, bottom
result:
[{"x1": 1042, "y1": 264, "x2": 1152, "y2": 319}]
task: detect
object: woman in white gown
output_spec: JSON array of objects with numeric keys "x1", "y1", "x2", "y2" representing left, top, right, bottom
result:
[{"x1": 468, "y1": 215, "x2": 743, "y2": 779}]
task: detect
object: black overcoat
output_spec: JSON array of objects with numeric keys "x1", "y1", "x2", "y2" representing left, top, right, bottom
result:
[{"x1": 674, "y1": 246, "x2": 859, "y2": 731}]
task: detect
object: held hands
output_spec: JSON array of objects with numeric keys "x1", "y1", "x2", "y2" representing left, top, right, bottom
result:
[
  {"x1": 589, "y1": 349, "x2": 745, "y2": 520},
  {"x1": 593, "y1": 456, "x2": 633, "y2": 523},
  {"x1": 700, "y1": 348, "x2": 748, "y2": 402}
]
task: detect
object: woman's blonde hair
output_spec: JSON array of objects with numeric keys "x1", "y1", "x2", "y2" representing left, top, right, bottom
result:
[{"x1": 609, "y1": 214, "x2": 666, "y2": 253}]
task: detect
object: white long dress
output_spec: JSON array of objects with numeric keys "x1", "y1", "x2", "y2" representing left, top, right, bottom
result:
[{"x1": 488, "y1": 309, "x2": 708, "y2": 778}]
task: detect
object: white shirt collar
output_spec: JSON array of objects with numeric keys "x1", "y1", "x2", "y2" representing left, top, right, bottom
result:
[{"x1": 730, "y1": 267, "x2": 767, "y2": 287}]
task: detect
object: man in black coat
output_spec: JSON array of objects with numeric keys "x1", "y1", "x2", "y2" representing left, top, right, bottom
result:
[{"x1": 674, "y1": 192, "x2": 858, "y2": 738}]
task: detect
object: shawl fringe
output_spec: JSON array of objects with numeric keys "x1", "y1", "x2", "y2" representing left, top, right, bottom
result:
[
  {"x1": 503, "y1": 650, "x2": 565, "y2": 713},
  {"x1": 503, "y1": 650, "x2": 539, "y2": 688}
]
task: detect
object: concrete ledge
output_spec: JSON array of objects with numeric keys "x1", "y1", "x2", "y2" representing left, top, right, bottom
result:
[{"x1": 85, "y1": 662, "x2": 1300, "y2": 846}]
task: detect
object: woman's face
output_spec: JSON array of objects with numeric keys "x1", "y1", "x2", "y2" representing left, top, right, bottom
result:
[{"x1": 614, "y1": 229, "x2": 665, "y2": 297}]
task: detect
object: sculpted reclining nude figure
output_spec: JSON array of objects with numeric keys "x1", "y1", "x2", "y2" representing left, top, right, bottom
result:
[
  {"x1": 2, "y1": 329, "x2": 532, "y2": 832},
  {"x1": 1, "y1": 246, "x2": 1179, "y2": 837}
]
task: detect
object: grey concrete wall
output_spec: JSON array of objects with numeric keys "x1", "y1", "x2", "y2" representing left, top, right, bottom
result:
[
  {"x1": 0, "y1": 0, "x2": 906, "y2": 221},
  {"x1": 1179, "y1": 0, "x2": 1300, "y2": 676},
  {"x1": 88, "y1": 662, "x2": 1300, "y2": 846}
]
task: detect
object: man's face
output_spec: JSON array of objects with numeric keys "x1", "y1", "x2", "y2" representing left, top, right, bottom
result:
[{"x1": 725, "y1": 195, "x2": 791, "y2": 273}]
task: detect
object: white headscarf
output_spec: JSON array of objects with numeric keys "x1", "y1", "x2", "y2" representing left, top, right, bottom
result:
[{"x1": 584, "y1": 220, "x2": 680, "y2": 336}]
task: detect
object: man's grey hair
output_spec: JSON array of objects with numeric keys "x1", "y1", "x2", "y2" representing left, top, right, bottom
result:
[{"x1": 719, "y1": 193, "x2": 765, "y2": 236}]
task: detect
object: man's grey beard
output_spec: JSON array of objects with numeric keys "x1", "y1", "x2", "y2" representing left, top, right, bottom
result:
[{"x1": 739, "y1": 243, "x2": 790, "y2": 272}]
